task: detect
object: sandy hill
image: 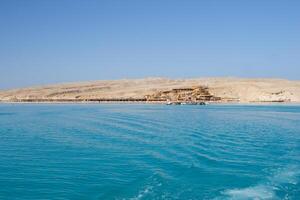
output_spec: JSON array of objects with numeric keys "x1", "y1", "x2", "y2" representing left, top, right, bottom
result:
[{"x1": 0, "y1": 77, "x2": 300, "y2": 103}]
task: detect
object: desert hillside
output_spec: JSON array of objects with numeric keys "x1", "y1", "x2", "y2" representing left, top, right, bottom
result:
[{"x1": 0, "y1": 77, "x2": 300, "y2": 103}]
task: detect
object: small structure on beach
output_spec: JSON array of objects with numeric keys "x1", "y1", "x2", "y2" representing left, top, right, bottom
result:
[{"x1": 145, "y1": 86, "x2": 221, "y2": 103}]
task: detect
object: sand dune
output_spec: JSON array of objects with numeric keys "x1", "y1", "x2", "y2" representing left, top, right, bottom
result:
[{"x1": 1, "y1": 77, "x2": 300, "y2": 103}]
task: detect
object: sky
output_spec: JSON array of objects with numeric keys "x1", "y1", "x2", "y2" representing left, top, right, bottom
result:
[{"x1": 0, "y1": 0, "x2": 299, "y2": 89}]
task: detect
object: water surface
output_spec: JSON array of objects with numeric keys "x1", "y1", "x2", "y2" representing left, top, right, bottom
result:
[{"x1": 0, "y1": 104, "x2": 299, "y2": 199}]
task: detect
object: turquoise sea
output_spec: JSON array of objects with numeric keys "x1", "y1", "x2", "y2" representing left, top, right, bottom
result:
[{"x1": 0, "y1": 104, "x2": 299, "y2": 200}]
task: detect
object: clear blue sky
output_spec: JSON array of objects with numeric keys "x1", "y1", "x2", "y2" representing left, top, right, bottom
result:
[{"x1": 0, "y1": 0, "x2": 299, "y2": 89}]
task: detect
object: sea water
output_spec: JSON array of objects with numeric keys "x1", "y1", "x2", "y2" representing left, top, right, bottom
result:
[{"x1": 0, "y1": 104, "x2": 299, "y2": 200}]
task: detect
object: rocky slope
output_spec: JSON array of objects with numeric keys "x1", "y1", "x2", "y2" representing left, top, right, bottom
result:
[{"x1": 0, "y1": 77, "x2": 300, "y2": 103}]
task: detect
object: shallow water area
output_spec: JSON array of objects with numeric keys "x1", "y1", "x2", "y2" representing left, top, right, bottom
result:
[{"x1": 0, "y1": 104, "x2": 299, "y2": 199}]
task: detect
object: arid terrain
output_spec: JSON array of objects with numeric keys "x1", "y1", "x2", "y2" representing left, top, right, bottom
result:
[{"x1": 0, "y1": 77, "x2": 300, "y2": 103}]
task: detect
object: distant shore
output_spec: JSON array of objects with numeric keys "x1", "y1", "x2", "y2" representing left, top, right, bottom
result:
[
  {"x1": 1, "y1": 77, "x2": 300, "y2": 103},
  {"x1": 1, "y1": 100, "x2": 300, "y2": 106}
]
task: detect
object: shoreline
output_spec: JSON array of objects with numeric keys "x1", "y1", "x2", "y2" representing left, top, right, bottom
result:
[
  {"x1": 1, "y1": 101, "x2": 300, "y2": 106},
  {"x1": 1, "y1": 78, "x2": 300, "y2": 104}
]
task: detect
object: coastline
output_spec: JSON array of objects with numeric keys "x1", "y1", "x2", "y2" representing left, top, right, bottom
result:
[
  {"x1": 1, "y1": 100, "x2": 300, "y2": 106},
  {"x1": 1, "y1": 78, "x2": 300, "y2": 104}
]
